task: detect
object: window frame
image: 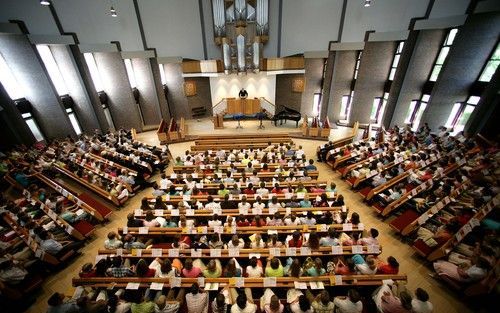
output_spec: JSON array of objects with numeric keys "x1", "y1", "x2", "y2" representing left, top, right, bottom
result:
[
  {"x1": 388, "y1": 41, "x2": 404, "y2": 81},
  {"x1": 65, "y1": 107, "x2": 83, "y2": 135},
  {"x1": 0, "y1": 52, "x2": 25, "y2": 100},
  {"x1": 312, "y1": 93, "x2": 322, "y2": 117},
  {"x1": 36, "y1": 45, "x2": 69, "y2": 96},
  {"x1": 353, "y1": 51, "x2": 362, "y2": 80},
  {"x1": 21, "y1": 112, "x2": 45, "y2": 142},
  {"x1": 478, "y1": 42, "x2": 500, "y2": 82},
  {"x1": 429, "y1": 28, "x2": 458, "y2": 82},
  {"x1": 84, "y1": 53, "x2": 105, "y2": 92}
]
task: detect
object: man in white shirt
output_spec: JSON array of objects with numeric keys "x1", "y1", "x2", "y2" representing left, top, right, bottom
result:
[
  {"x1": 238, "y1": 197, "x2": 251, "y2": 212},
  {"x1": 117, "y1": 185, "x2": 129, "y2": 200},
  {"x1": 256, "y1": 182, "x2": 269, "y2": 196},
  {"x1": 208, "y1": 215, "x2": 223, "y2": 227},
  {"x1": 226, "y1": 235, "x2": 245, "y2": 249},
  {"x1": 205, "y1": 196, "x2": 221, "y2": 212},
  {"x1": 252, "y1": 197, "x2": 265, "y2": 212},
  {"x1": 333, "y1": 289, "x2": 363, "y2": 313},
  {"x1": 411, "y1": 288, "x2": 433, "y2": 313}
]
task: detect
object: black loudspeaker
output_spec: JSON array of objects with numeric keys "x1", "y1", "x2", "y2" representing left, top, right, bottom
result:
[
  {"x1": 14, "y1": 98, "x2": 33, "y2": 114},
  {"x1": 422, "y1": 81, "x2": 435, "y2": 95},
  {"x1": 60, "y1": 94, "x2": 74, "y2": 109},
  {"x1": 98, "y1": 91, "x2": 108, "y2": 105},
  {"x1": 132, "y1": 87, "x2": 140, "y2": 103},
  {"x1": 469, "y1": 81, "x2": 487, "y2": 97},
  {"x1": 384, "y1": 80, "x2": 392, "y2": 93}
]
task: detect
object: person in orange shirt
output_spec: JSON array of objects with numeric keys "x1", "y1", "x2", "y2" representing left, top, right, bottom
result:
[{"x1": 377, "y1": 256, "x2": 400, "y2": 274}]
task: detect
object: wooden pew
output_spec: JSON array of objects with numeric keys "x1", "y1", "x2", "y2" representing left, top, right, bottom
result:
[
  {"x1": 134, "y1": 206, "x2": 346, "y2": 219},
  {"x1": 413, "y1": 194, "x2": 499, "y2": 261},
  {"x1": 196, "y1": 133, "x2": 291, "y2": 140},
  {"x1": 118, "y1": 224, "x2": 364, "y2": 237},
  {"x1": 146, "y1": 192, "x2": 337, "y2": 205},
  {"x1": 166, "y1": 170, "x2": 320, "y2": 181},
  {"x1": 375, "y1": 161, "x2": 462, "y2": 216},
  {"x1": 35, "y1": 173, "x2": 112, "y2": 221},
  {"x1": 165, "y1": 181, "x2": 327, "y2": 192},
  {"x1": 52, "y1": 164, "x2": 123, "y2": 206},
  {"x1": 4, "y1": 172, "x2": 99, "y2": 238},
  {"x1": 97, "y1": 246, "x2": 382, "y2": 259},
  {"x1": 72, "y1": 157, "x2": 135, "y2": 193},
  {"x1": 397, "y1": 181, "x2": 471, "y2": 236},
  {"x1": 157, "y1": 119, "x2": 168, "y2": 144},
  {"x1": 172, "y1": 163, "x2": 310, "y2": 174},
  {"x1": 341, "y1": 150, "x2": 392, "y2": 180},
  {"x1": 73, "y1": 275, "x2": 408, "y2": 288},
  {"x1": 191, "y1": 143, "x2": 292, "y2": 152},
  {"x1": 89, "y1": 153, "x2": 139, "y2": 177},
  {"x1": 101, "y1": 149, "x2": 154, "y2": 174},
  {"x1": 2, "y1": 209, "x2": 69, "y2": 266},
  {"x1": 194, "y1": 137, "x2": 293, "y2": 146}
]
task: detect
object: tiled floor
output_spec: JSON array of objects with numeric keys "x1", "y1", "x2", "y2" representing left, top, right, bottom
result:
[{"x1": 25, "y1": 118, "x2": 473, "y2": 313}]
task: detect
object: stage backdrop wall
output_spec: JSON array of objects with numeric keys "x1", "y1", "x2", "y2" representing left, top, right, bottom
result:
[{"x1": 209, "y1": 72, "x2": 276, "y2": 107}]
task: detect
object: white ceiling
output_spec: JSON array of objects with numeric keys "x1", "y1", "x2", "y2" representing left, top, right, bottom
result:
[{"x1": 0, "y1": 0, "x2": 480, "y2": 59}]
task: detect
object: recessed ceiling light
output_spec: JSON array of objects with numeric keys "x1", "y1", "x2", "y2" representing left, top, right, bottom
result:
[
  {"x1": 40, "y1": 0, "x2": 50, "y2": 5},
  {"x1": 110, "y1": 6, "x2": 117, "y2": 17},
  {"x1": 364, "y1": 0, "x2": 372, "y2": 7}
]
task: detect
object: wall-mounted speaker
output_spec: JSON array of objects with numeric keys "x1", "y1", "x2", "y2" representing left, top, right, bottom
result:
[
  {"x1": 14, "y1": 98, "x2": 33, "y2": 114},
  {"x1": 60, "y1": 94, "x2": 75, "y2": 109},
  {"x1": 132, "y1": 87, "x2": 140, "y2": 103},
  {"x1": 98, "y1": 91, "x2": 108, "y2": 105}
]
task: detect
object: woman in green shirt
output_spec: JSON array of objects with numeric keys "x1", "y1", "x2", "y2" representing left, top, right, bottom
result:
[
  {"x1": 265, "y1": 257, "x2": 284, "y2": 277},
  {"x1": 202, "y1": 259, "x2": 222, "y2": 278}
]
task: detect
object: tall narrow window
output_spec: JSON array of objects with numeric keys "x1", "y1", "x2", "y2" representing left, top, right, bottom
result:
[
  {"x1": 159, "y1": 64, "x2": 167, "y2": 85},
  {"x1": 0, "y1": 53, "x2": 24, "y2": 100},
  {"x1": 370, "y1": 92, "x2": 389, "y2": 125},
  {"x1": 84, "y1": 53, "x2": 115, "y2": 131},
  {"x1": 124, "y1": 59, "x2": 145, "y2": 125},
  {"x1": 312, "y1": 93, "x2": 321, "y2": 116},
  {"x1": 353, "y1": 51, "x2": 362, "y2": 80},
  {"x1": 429, "y1": 28, "x2": 458, "y2": 81},
  {"x1": 340, "y1": 91, "x2": 354, "y2": 122},
  {"x1": 0, "y1": 53, "x2": 45, "y2": 141},
  {"x1": 36, "y1": 45, "x2": 68, "y2": 96},
  {"x1": 124, "y1": 59, "x2": 137, "y2": 88},
  {"x1": 405, "y1": 94, "x2": 430, "y2": 131},
  {"x1": 478, "y1": 42, "x2": 500, "y2": 82},
  {"x1": 444, "y1": 96, "x2": 480, "y2": 134},
  {"x1": 388, "y1": 42, "x2": 404, "y2": 81},
  {"x1": 22, "y1": 113, "x2": 45, "y2": 142},
  {"x1": 66, "y1": 108, "x2": 82, "y2": 135},
  {"x1": 37, "y1": 45, "x2": 84, "y2": 135},
  {"x1": 84, "y1": 53, "x2": 104, "y2": 92}
]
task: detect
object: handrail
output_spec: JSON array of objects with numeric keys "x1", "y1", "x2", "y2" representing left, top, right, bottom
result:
[
  {"x1": 212, "y1": 98, "x2": 228, "y2": 116},
  {"x1": 260, "y1": 97, "x2": 276, "y2": 115}
]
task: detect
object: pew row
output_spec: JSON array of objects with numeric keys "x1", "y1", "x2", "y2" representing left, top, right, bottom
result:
[
  {"x1": 97, "y1": 246, "x2": 383, "y2": 259},
  {"x1": 118, "y1": 224, "x2": 364, "y2": 236},
  {"x1": 73, "y1": 275, "x2": 408, "y2": 288}
]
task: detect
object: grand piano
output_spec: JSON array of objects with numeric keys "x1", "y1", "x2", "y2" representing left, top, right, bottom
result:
[{"x1": 272, "y1": 106, "x2": 302, "y2": 127}]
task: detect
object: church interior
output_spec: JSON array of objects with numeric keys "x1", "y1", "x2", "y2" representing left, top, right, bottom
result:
[{"x1": 0, "y1": 1, "x2": 499, "y2": 313}]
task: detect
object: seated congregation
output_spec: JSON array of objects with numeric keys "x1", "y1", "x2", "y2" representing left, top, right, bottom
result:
[{"x1": 318, "y1": 124, "x2": 499, "y2": 299}]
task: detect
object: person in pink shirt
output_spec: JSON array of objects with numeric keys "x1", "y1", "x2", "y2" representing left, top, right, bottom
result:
[
  {"x1": 182, "y1": 258, "x2": 202, "y2": 278},
  {"x1": 359, "y1": 228, "x2": 379, "y2": 246},
  {"x1": 373, "y1": 283, "x2": 413, "y2": 313}
]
